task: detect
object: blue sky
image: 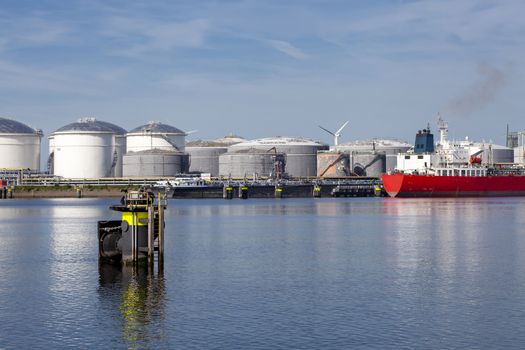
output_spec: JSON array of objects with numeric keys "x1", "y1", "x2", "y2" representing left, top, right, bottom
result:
[{"x1": 1, "y1": 0, "x2": 524, "y2": 146}]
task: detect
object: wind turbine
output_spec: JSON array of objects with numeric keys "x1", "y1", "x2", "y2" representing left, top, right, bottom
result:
[
  {"x1": 185, "y1": 129, "x2": 199, "y2": 136},
  {"x1": 319, "y1": 121, "x2": 349, "y2": 146}
]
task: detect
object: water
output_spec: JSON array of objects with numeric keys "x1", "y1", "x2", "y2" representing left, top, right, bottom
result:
[{"x1": 1, "y1": 197, "x2": 525, "y2": 349}]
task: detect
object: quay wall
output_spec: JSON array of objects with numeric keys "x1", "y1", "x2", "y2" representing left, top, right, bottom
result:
[
  {"x1": 4, "y1": 179, "x2": 382, "y2": 199},
  {"x1": 12, "y1": 185, "x2": 134, "y2": 198}
]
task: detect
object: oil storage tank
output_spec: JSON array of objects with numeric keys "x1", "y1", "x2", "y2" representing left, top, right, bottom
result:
[
  {"x1": 0, "y1": 117, "x2": 42, "y2": 171},
  {"x1": 333, "y1": 139, "x2": 411, "y2": 172},
  {"x1": 123, "y1": 149, "x2": 188, "y2": 177},
  {"x1": 350, "y1": 152, "x2": 386, "y2": 178},
  {"x1": 515, "y1": 132, "x2": 525, "y2": 164},
  {"x1": 126, "y1": 121, "x2": 187, "y2": 153},
  {"x1": 468, "y1": 142, "x2": 513, "y2": 164},
  {"x1": 317, "y1": 152, "x2": 350, "y2": 177},
  {"x1": 123, "y1": 121, "x2": 189, "y2": 177},
  {"x1": 317, "y1": 151, "x2": 386, "y2": 178},
  {"x1": 515, "y1": 147, "x2": 525, "y2": 165},
  {"x1": 51, "y1": 118, "x2": 126, "y2": 178},
  {"x1": 48, "y1": 135, "x2": 55, "y2": 173},
  {"x1": 219, "y1": 148, "x2": 285, "y2": 178},
  {"x1": 226, "y1": 137, "x2": 328, "y2": 178},
  {"x1": 186, "y1": 135, "x2": 245, "y2": 176}
]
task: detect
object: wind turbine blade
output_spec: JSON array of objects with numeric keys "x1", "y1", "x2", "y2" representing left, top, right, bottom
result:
[
  {"x1": 318, "y1": 125, "x2": 335, "y2": 136},
  {"x1": 335, "y1": 121, "x2": 349, "y2": 135}
]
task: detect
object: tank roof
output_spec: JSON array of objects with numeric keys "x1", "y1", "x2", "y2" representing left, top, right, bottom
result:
[
  {"x1": 337, "y1": 138, "x2": 412, "y2": 149},
  {"x1": 53, "y1": 117, "x2": 126, "y2": 134},
  {"x1": 187, "y1": 134, "x2": 246, "y2": 147},
  {"x1": 226, "y1": 147, "x2": 285, "y2": 155},
  {"x1": 125, "y1": 148, "x2": 184, "y2": 155},
  {"x1": 233, "y1": 136, "x2": 327, "y2": 147},
  {"x1": 0, "y1": 117, "x2": 40, "y2": 134},
  {"x1": 470, "y1": 142, "x2": 510, "y2": 150},
  {"x1": 128, "y1": 121, "x2": 185, "y2": 135}
]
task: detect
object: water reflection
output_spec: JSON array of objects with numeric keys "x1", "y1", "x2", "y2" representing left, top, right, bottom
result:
[
  {"x1": 98, "y1": 264, "x2": 166, "y2": 348},
  {"x1": 381, "y1": 199, "x2": 479, "y2": 279},
  {"x1": 170, "y1": 198, "x2": 391, "y2": 218},
  {"x1": 380, "y1": 198, "x2": 525, "y2": 310}
]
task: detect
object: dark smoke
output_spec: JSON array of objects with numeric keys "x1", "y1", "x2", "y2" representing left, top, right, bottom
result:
[{"x1": 445, "y1": 63, "x2": 510, "y2": 115}]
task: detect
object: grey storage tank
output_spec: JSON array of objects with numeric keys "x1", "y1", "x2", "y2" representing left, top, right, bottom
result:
[
  {"x1": 123, "y1": 149, "x2": 189, "y2": 177},
  {"x1": 186, "y1": 135, "x2": 245, "y2": 176},
  {"x1": 333, "y1": 138, "x2": 411, "y2": 172},
  {"x1": 317, "y1": 152, "x2": 351, "y2": 177},
  {"x1": 317, "y1": 151, "x2": 386, "y2": 178},
  {"x1": 227, "y1": 137, "x2": 328, "y2": 178},
  {"x1": 350, "y1": 152, "x2": 386, "y2": 178},
  {"x1": 219, "y1": 148, "x2": 285, "y2": 178},
  {"x1": 469, "y1": 142, "x2": 513, "y2": 165}
]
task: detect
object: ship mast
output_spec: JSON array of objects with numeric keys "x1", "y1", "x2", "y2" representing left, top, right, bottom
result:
[
  {"x1": 436, "y1": 113, "x2": 449, "y2": 167},
  {"x1": 437, "y1": 113, "x2": 448, "y2": 145}
]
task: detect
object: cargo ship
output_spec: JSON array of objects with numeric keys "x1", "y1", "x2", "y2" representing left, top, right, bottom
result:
[{"x1": 382, "y1": 117, "x2": 525, "y2": 197}]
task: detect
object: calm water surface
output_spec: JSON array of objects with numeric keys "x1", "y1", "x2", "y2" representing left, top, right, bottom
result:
[{"x1": 1, "y1": 197, "x2": 525, "y2": 349}]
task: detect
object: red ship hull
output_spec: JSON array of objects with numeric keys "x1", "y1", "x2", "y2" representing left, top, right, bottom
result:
[{"x1": 381, "y1": 173, "x2": 525, "y2": 197}]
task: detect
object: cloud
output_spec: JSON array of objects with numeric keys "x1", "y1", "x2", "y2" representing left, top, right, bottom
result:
[
  {"x1": 103, "y1": 17, "x2": 210, "y2": 56},
  {"x1": 0, "y1": 17, "x2": 70, "y2": 50},
  {"x1": 0, "y1": 59, "x2": 106, "y2": 96},
  {"x1": 266, "y1": 40, "x2": 308, "y2": 60},
  {"x1": 314, "y1": 0, "x2": 525, "y2": 60}
]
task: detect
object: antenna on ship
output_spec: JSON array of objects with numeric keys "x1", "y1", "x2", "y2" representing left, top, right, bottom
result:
[{"x1": 319, "y1": 121, "x2": 349, "y2": 146}]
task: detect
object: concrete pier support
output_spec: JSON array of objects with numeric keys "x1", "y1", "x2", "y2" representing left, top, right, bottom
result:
[
  {"x1": 223, "y1": 185, "x2": 234, "y2": 199},
  {"x1": 98, "y1": 190, "x2": 167, "y2": 268},
  {"x1": 239, "y1": 185, "x2": 249, "y2": 199}
]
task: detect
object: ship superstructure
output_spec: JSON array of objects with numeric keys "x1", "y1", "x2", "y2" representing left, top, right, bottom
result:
[{"x1": 394, "y1": 117, "x2": 501, "y2": 175}]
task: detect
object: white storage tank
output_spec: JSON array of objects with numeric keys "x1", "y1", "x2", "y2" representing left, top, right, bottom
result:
[
  {"x1": 114, "y1": 134, "x2": 127, "y2": 177},
  {"x1": 126, "y1": 121, "x2": 187, "y2": 153},
  {"x1": 227, "y1": 137, "x2": 328, "y2": 177},
  {"x1": 51, "y1": 118, "x2": 126, "y2": 178},
  {"x1": 186, "y1": 135, "x2": 245, "y2": 176},
  {"x1": 123, "y1": 149, "x2": 189, "y2": 177},
  {"x1": 514, "y1": 132, "x2": 525, "y2": 165},
  {"x1": 0, "y1": 117, "x2": 42, "y2": 171},
  {"x1": 514, "y1": 147, "x2": 523, "y2": 164},
  {"x1": 48, "y1": 135, "x2": 55, "y2": 172}
]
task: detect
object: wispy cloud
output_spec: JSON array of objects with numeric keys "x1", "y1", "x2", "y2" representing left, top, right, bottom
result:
[
  {"x1": 314, "y1": 0, "x2": 525, "y2": 60},
  {"x1": 102, "y1": 17, "x2": 210, "y2": 56},
  {"x1": 0, "y1": 59, "x2": 108, "y2": 96},
  {"x1": 0, "y1": 16, "x2": 70, "y2": 51},
  {"x1": 266, "y1": 39, "x2": 309, "y2": 60}
]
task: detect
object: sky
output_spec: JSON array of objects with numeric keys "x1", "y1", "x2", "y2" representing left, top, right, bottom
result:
[{"x1": 1, "y1": 0, "x2": 524, "y2": 148}]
